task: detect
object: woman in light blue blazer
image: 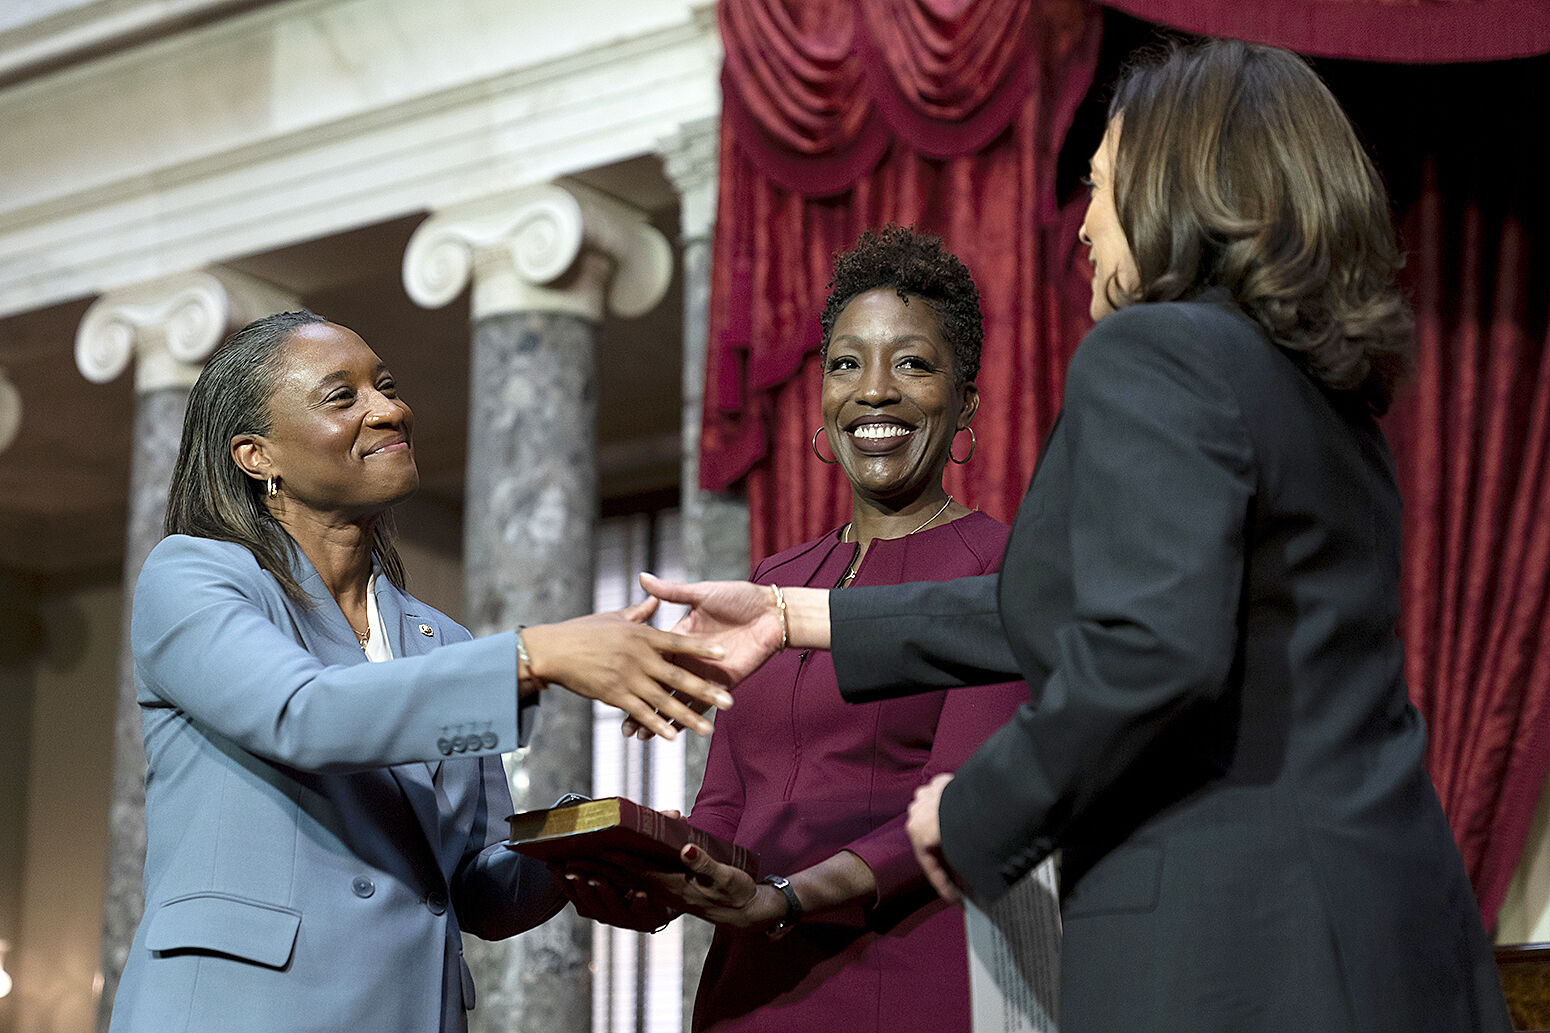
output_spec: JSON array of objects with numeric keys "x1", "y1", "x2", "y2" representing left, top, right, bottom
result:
[{"x1": 108, "y1": 310, "x2": 731, "y2": 1033}]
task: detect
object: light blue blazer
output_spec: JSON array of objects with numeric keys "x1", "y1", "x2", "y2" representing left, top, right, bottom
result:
[{"x1": 108, "y1": 534, "x2": 561, "y2": 1033}]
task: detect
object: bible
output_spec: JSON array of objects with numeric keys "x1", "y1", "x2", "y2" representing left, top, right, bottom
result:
[{"x1": 506, "y1": 796, "x2": 760, "y2": 878}]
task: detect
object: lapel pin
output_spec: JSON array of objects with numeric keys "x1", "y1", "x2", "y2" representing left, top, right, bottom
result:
[{"x1": 419, "y1": 623, "x2": 434, "y2": 637}]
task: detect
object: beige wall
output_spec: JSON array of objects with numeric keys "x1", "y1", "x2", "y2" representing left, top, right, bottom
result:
[{"x1": 3, "y1": 581, "x2": 118, "y2": 1033}]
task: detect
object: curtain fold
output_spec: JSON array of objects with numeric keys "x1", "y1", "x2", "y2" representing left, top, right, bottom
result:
[{"x1": 1387, "y1": 158, "x2": 1550, "y2": 926}]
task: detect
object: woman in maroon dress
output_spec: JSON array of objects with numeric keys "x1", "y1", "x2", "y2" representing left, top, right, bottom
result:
[{"x1": 569, "y1": 226, "x2": 1049, "y2": 1032}]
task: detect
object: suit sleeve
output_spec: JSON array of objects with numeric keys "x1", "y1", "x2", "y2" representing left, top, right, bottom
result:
[
  {"x1": 940, "y1": 308, "x2": 1255, "y2": 902},
  {"x1": 131, "y1": 536, "x2": 522, "y2": 772},
  {"x1": 831, "y1": 574, "x2": 1022, "y2": 701}
]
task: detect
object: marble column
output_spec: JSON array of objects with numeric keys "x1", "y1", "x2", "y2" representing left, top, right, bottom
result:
[
  {"x1": 78, "y1": 269, "x2": 298, "y2": 1032},
  {"x1": 661, "y1": 118, "x2": 748, "y2": 1029},
  {"x1": 403, "y1": 183, "x2": 672, "y2": 1033}
]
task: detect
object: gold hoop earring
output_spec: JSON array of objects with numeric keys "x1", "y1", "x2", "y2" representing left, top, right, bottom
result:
[
  {"x1": 811, "y1": 428, "x2": 838, "y2": 465},
  {"x1": 949, "y1": 427, "x2": 976, "y2": 465},
  {"x1": 266, "y1": 475, "x2": 279, "y2": 499}
]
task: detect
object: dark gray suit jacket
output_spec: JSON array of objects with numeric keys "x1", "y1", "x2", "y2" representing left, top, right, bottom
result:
[
  {"x1": 110, "y1": 535, "x2": 561, "y2": 1033},
  {"x1": 832, "y1": 296, "x2": 1509, "y2": 1033}
]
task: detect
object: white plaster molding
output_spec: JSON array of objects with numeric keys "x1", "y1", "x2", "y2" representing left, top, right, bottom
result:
[
  {"x1": 75, "y1": 267, "x2": 298, "y2": 391},
  {"x1": 658, "y1": 116, "x2": 720, "y2": 242},
  {"x1": 0, "y1": 0, "x2": 720, "y2": 321},
  {"x1": 0, "y1": 0, "x2": 252, "y2": 85},
  {"x1": 0, "y1": 368, "x2": 20, "y2": 454},
  {"x1": 403, "y1": 182, "x2": 673, "y2": 322}
]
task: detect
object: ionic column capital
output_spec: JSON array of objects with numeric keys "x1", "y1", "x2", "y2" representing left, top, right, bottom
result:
[
  {"x1": 76, "y1": 268, "x2": 299, "y2": 392},
  {"x1": 402, "y1": 181, "x2": 673, "y2": 322},
  {"x1": 659, "y1": 117, "x2": 719, "y2": 243}
]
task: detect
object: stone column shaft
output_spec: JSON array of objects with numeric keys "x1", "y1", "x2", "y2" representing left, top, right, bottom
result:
[
  {"x1": 461, "y1": 304, "x2": 600, "y2": 1033},
  {"x1": 404, "y1": 183, "x2": 672, "y2": 1033}
]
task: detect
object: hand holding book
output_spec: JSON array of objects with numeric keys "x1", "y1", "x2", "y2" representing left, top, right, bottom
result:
[
  {"x1": 509, "y1": 796, "x2": 786, "y2": 932},
  {"x1": 557, "y1": 863, "x2": 679, "y2": 933}
]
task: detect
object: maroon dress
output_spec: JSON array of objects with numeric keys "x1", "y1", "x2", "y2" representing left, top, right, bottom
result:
[{"x1": 689, "y1": 510, "x2": 1028, "y2": 1033}]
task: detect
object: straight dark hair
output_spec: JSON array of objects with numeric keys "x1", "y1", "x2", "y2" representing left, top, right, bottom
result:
[
  {"x1": 164, "y1": 310, "x2": 407, "y2": 603},
  {"x1": 1107, "y1": 38, "x2": 1412, "y2": 413}
]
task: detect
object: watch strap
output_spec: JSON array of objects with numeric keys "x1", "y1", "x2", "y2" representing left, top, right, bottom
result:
[{"x1": 760, "y1": 874, "x2": 802, "y2": 939}]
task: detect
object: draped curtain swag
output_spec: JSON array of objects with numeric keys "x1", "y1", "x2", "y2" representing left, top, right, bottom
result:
[{"x1": 704, "y1": 0, "x2": 1550, "y2": 928}]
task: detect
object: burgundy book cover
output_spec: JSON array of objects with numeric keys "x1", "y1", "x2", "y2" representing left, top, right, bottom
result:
[{"x1": 506, "y1": 796, "x2": 760, "y2": 878}]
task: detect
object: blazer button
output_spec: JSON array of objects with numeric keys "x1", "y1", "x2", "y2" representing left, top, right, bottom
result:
[
  {"x1": 352, "y1": 876, "x2": 375, "y2": 899},
  {"x1": 481, "y1": 732, "x2": 499, "y2": 750},
  {"x1": 437, "y1": 737, "x2": 454, "y2": 756},
  {"x1": 426, "y1": 891, "x2": 448, "y2": 915},
  {"x1": 451, "y1": 735, "x2": 467, "y2": 753}
]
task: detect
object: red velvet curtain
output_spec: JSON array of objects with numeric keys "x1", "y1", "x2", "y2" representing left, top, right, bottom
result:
[
  {"x1": 1350, "y1": 55, "x2": 1550, "y2": 927},
  {"x1": 1395, "y1": 171, "x2": 1550, "y2": 928},
  {"x1": 702, "y1": 0, "x2": 1101, "y2": 548},
  {"x1": 703, "y1": 0, "x2": 1550, "y2": 927}
]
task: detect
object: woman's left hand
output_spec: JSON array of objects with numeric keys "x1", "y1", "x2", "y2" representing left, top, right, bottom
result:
[
  {"x1": 640, "y1": 844, "x2": 784, "y2": 930},
  {"x1": 907, "y1": 773, "x2": 963, "y2": 905},
  {"x1": 521, "y1": 597, "x2": 733, "y2": 740}
]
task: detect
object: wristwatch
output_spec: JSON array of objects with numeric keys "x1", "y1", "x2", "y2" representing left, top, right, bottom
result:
[{"x1": 760, "y1": 874, "x2": 803, "y2": 940}]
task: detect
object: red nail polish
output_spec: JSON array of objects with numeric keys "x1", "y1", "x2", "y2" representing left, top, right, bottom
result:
[{"x1": 684, "y1": 845, "x2": 700, "y2": 862}]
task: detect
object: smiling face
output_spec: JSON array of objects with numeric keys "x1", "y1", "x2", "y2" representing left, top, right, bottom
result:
[
  {"x1": 1079, "y1": 118, "x2": 1140, "y2": 321},
  {"x1": 231, "y1": 321, "x2": 419, "y2": 525},
  {"x1": 821, "y1": 287, "x2": 978, "y2": 508}
]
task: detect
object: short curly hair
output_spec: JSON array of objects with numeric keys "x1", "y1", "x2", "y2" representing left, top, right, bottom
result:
[{"x1": 818, "y1": 225, "x2": 984, "y2": 387}]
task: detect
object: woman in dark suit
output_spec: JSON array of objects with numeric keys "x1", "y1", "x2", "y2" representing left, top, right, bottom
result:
[
  {"x1": 110, "y1": 311, "x2": 731, "y2": 1033},
  {"x1": 647, "y1": 39, "x2": 1511, "y2": 1033}
]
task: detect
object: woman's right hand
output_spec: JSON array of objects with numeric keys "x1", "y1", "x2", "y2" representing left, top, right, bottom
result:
[
  {"x1": 555, "y1": 862, "x2": 678, "y2": 933},
  {"x1": 622, "y1": 574, "x2": 831, "y2": 740},
  {"x1": 639, "y1": 574, "x2": 788, "y2": 684},
  {"x1": 520, "y1": 597, "x2": 732, "y2": 740}
]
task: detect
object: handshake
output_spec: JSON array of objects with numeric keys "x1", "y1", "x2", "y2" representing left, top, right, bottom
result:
[{"x1": 520, "y1": 573, "x2": 828, "y2": 742}]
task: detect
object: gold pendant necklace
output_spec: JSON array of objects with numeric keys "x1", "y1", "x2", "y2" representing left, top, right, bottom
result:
[{"x1": 840, "y1": 495, "x2": 954, "y2": 585}]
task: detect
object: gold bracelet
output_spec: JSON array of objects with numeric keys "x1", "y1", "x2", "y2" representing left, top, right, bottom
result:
[
  {"x1": 515, "y1": 625, "x2": 542, "y2": 689},
  {"x1": 770, "y1": 585, "x2": 789, "y2": 651}
]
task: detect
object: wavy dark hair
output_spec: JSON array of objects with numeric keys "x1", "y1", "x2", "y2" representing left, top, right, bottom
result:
[
  {"x1": 819, "y1": 225, "x2": 984, "y2": 387},
  {"x1": 164, "y1": 310, "x2": 407, "y2": 603},
  {"x1": 1106, "y1": 38, "x2": 1412, "y2": 413}
]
